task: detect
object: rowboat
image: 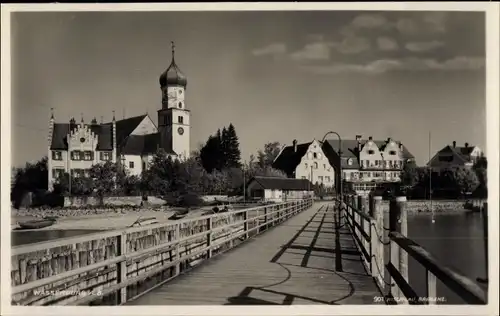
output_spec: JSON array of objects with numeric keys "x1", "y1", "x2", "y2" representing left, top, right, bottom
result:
[
  {"x1": 18, "y1": 218, "x2": 56, "y2": 230},
  {"x1": 168, "y1": 209, "x2": 189, "y2": 220}
]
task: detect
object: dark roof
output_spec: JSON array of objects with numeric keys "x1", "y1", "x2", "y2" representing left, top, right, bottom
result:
[
  {"x1": 324, "y1": 139, "x2": 414, "y2": 159},
  {"x1": 113, "y1": 115, "x2": 148, "y2": 147},
  {"x1": 272, "y1": 142, "x2": 312, "y2": 176},
  {"x1": 429, "y1": 145, "x2": 477, "y2": 166},
  {"x1": 159, "y1": 59, "x2": 187, "y2": 87},
  {"x1": 50, "y1": 115, "x2": 147, "y2": 152},
  {"x1": 50, "y1": 123, "x2": 113, "y2": 151},
  {"x1": 248, "y1": 176, "x2": 313, "y2": 191},
  {"x1": 121, "y1": 133, "x2": 176, "y2": 155}
]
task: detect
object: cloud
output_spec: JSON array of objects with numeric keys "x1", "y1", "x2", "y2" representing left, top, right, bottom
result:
[
  {"x1": 252, "y1": 43, "x2": 287, "y2": 56},
  {"x1": 377, "y1": 37, "x2": 399, "y2": 51},
  {"x1": 340, "y1": 13, "x2": 390, "y2": 36},
  {"x1": 351, "y1": 14, "x2": 389, "y2": 29},
  {"x1": 290, "y1": 41, "x2": 332, "y2": 61},
  {"x1": 299, "y1": 56, "x2": 484, "y2": 75},
  {"x1": 334, "y1": 36, "x2": 371, "y2": 54},
  {"x1": 397, "y1": 12, "x2": 449, "y2": 35},
  {"x1": 405, "y1": 40, "x2": 444, "y2": 52}
]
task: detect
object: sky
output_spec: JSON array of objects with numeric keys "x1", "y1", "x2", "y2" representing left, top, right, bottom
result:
[{"x1": 10, "y1": 10, "x2": 486, "y2": 167}]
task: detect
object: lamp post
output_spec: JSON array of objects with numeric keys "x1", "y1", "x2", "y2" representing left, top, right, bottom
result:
[{"x1": 321, "y1": 131, "x2": 343, "y2": 272}]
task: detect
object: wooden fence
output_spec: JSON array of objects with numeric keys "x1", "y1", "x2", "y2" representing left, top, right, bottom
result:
[
  {"x1": 340, "y1": 194, "x2": 487, "y2": 305},
  {"x1": 11, "y1": 198, "x2": 313, "y2": 306}
]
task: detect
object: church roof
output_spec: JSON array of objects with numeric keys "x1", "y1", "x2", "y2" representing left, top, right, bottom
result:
[
  {"x1": 49, "y1": 114, "x2": 172, "y2": 155},
  {"x1": 121, "y1": 133, "x2": 176, "y2": 155},
  {"x1": 159, "y1": 42, "x2": 187, "y2": 88}
]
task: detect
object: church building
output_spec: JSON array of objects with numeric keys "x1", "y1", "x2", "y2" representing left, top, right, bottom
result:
[{"x1": 47, "y1": 42, "x2": 191, "y2": 190}]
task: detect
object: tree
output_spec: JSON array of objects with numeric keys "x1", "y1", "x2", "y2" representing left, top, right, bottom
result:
[
  {"x1": 399, "y1": 162, "x2": 419, "y2": 188},
  {"x1": 141, "y1": 149, "x2": 174, "y2": 196},
  {"x1": 225, "y1": 124, "x2": 242, "y2": 168},
  {"x1": 257, "y1": 142, "x2": 282, "y2": 168},
  {"x1": 449, "y1": 166, "x2": 480, "y2": 197},
  {"x1": 11, "y1": 157, "x2": 49, "y2": 208},
  {"x1": 200, "y1": 134, "x2": 222, "y2": 173},
  {"x1": 89, "y1": 161, "x2": 118, "y2": 203},
  {"x1": 473, "y1": 156, "x2": 488, "y2": 198}
]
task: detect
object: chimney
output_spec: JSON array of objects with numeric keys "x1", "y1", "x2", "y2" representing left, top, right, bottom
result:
[
  {"x1": 356, "y1": 135, "x2": 362, "y2": 151},
  {"x1": 399, "y1": 142, "x2": 403, "y2": 149},
  {"x1": 452, "y1": 141, "x2": 456, "y2": 148},
  {"x1": 387, "y1": 137, "x2": 392, "y2": 143},
  {"x1": 91, "y1": 117, "x2": 98, "y2": 125},
  {"x1": 465, "y1": 142, "x2": 469, "y2": 148},
  {"x1": 292, "y1": 139, "x2": 298, "y2": 152},
  {"x1": 368, "y1": 136, "x2": 373, "y2": 141}
]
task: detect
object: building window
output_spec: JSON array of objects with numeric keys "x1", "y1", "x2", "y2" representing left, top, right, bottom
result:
[
  {"x1": 323, "y1": 164, "x2": 326, "y2": 169},
  {"x1": 301, "y1": 176, "x2": 306, "y2": 179},
  {"x1": 365, "y1": 160, "x2": 369, "y2": 167},
  {"x1": 52, "y1": 168, "x2": 64, "y2": 179},
  {"x1": 71, "y1": 169, "x2": 85, "y2": 178},
  {"x1": 389, "y1": 150, "x2": 396, "y2": 155},
  {"x1": 342, "y1": 172, "x2": 346, "y2": 179},
  {"x1": 71, "y1": 151, "x2": 81, "y2": 161},
  {"x1": 318, "y1": 176, "x2": 323, "y2": 182},
  {"x1": 178, "y1": 116, "x2": 183, "y2": 124},
  {"x1": 325, "y1": 176, "x2": 330, "y2": 182},
  {"x1": 178, "y1": 102, "x2": 183, "y2": 109},
  {"x1": 84, "y1": 151, "x2": 93, "y2": 161},
  {"x1": 305, "y1": 163, "x2": 308, "y2": 169},
  {"x1": 313, "y1": 162, "x2": 318, "y2": 169},
  {"x1": 368, "y1": 150, "x2": 375, "y2": 155},
  {"x1": 313, "y1": 153, "x2": 317, "y2": 159},
  {"x1": 52, "y1": 151, "x2": 62, "y2": 160},
  {"x1": 100, "y1": 152, "x2": 111, "y2": 161},
  {"x1": 129, "y1": 161, "x2": 135, "y2": 169},
  {"x1": 375, "y1": 160, "x2": 379, "y2": 166}
]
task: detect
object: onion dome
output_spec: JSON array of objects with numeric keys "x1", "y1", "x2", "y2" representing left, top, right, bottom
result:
[{"x1": 159, "y1": 41, "x2": 187, "y2": 88}]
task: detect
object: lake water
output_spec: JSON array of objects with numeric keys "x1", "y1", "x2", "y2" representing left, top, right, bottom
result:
[
  {"x1": 11, "y1": 211, "x2": 487, "y2": 304},
  {"x1": 406, "y1": 211, "x2": 488, "y2": 304}
]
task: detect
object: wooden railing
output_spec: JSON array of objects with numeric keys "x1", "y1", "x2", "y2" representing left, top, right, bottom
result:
[
  {"x1": 11, "y1": 199, "x2": 313, "y2": 306},
  {"x1": 340, "y1": 194, "x2": 487, "y2": 305}
]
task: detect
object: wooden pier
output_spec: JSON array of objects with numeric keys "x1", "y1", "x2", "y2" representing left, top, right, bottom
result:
[
  {"x1": 10, "y1": 195, "x2": 488, "y2": 306},
  {"x1": 127, "y1": 202, "x2": 382, "y2": 305}
]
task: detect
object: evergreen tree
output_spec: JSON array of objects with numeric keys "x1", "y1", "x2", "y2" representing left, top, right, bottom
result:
[
  {"x1": 220, "y1": 127, "x2": 230, "y2": 169},
  {"x1": 225, "y1": 123, "x2": 241, "y2": 168},
  {"x1": 200, "y1": 135, "x2": 220, "y2": 173}
]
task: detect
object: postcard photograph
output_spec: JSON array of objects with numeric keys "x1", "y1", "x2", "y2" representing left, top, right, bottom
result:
[{"x1": 1, "y1": 3, "x2": 498, "y2": 316}]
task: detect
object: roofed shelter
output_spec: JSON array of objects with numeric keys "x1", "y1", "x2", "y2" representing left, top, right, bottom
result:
[{"x1": 246, "y1": 176, "x2": 314, "y2": 203}]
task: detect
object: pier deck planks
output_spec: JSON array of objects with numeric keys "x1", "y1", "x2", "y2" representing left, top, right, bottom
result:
[{"x1": 126, "y1": 202, "x2": 383, "y2": 305}]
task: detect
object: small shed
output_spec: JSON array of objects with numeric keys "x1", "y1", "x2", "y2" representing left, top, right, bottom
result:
[{"x1": 246, "y1": 176, "x2": 314, "y2": 202}]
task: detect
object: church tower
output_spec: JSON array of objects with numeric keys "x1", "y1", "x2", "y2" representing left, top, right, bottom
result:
[{"x1": 158, "y1": 41, "x2": 191, "y2": 160}]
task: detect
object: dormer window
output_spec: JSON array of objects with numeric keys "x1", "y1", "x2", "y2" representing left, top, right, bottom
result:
[
  {"x1": 368, "y1": 150, "x2": 375, "y2": 155},
  {"x1": 347, "y1": 158, "x2": 353, "y2": 166},
  {"x1": 52, "y1": 151, "x2": 62, "y2": 161},
  {"x1": 389, "y1": 150, "x2": 397, "y2": 155},
  {"x1": 313, "y1": 153, "x2": 317, "y2": 159}
]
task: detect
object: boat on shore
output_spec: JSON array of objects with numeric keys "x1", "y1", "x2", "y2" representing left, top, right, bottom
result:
[
  {"x1": 168, "y1": 209, "x2": 189, "y2": 220},
  {"x1": 17, "y1": 217, "x2": 57, "y2": 230}
]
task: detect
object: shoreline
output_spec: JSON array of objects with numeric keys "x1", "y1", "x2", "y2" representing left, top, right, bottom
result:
[{"x1": 11, "y1": 207, "x2": 213, "y2": 231}]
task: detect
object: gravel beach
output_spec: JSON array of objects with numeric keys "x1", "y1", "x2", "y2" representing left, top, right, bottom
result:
[{"x1": 11, "y1": 207, "x2": 214, "y2": 231}]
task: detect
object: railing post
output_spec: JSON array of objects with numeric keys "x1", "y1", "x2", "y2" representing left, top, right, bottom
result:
[
  {"x1": 243, "y1": 210, "x2": 248, "y2": 239},
  {"x1": 359, "y1": 195, "x2": 369, "y2": 263},
  {"x1": 426, "y1": 270, "x2": 437, "y2": 305},
  {"x1": 206, "y1": 217, "x2": 213, "y2": 258},
  {"x1": 264, "y1": 206, "x2": 269, "y2": 230},
  {"x1": 389, "y1": 196, "x2": 408, "y2": 302},
  {"x1": 372, "y1": 196, "x2": 384, "y2": 289},
  {"x1": 175, "y1": 223, "x2": 181, "y2": 275},
  {"x1": 482, "y1": 202, "x2": 488, "y2": 282},
  {"x1": 117, "y1": 231, "x2": 127, "y2": 304}
]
